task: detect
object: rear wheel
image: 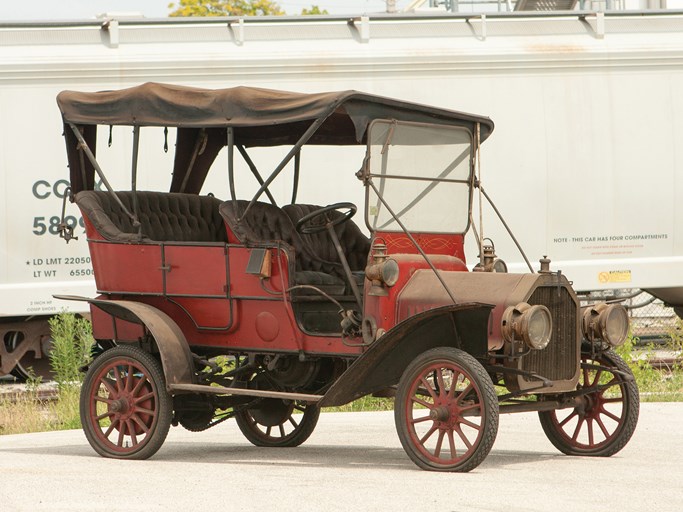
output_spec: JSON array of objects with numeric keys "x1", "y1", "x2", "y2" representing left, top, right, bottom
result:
[
  {"x1": 538, "y1": 349, "x2": 639, "y2": 456},
  {"x1": 395, "y1": 347, "x2": 499, "y2": 472},
  {"x1": 235, "y1": 398, "x2": 320, "y2": 447},
  {"x1": 80, "y1": 345, "x2": 172, "y2": 459}
]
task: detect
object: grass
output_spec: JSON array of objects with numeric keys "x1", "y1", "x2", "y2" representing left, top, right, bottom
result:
[
  {"x1": 48, "y1": 313, "x2": 94, "y2": 390},
  {"x1": 0, "y1": 378, "x2": 81, "y2": 435},
  {"x1": 616, "y1": 319, "x2": 683, "y2": 402},
  {"x1": 0, "y1": 396, "x2": 50, "y2": 436},
  {"x1": 327, "y1": 395, "x2": 395, "y2": 413}
]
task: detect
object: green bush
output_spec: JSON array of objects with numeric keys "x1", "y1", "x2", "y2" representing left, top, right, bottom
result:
[
  {"x1": 48, "y1": 313, "x2": 95, "y2": 390},
  {"x1": 617, "y1": 327, "x2": 683, "y2": 402},
  {"x1": 668, "y1": 317, "x2": 683, "y2": 352},
  {"x1": 52, "y1": 386, "x2": 82, "y2": 430}
]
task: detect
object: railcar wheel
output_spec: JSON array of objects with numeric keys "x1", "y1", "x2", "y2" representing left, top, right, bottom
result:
[
  {"x1": 4, "y1": 330, "x2": 53, "y2": 381},
  {"x1": 395, "y1": 347, "x2": 499, "y2": 472},
  {"x1": 235, "y1": 398, "x2": 320, "y2": 447},
  {"x1": 538, "y1": 350, "x2": 639, "y2": 456},
  {"x1": 80, "y1": 345, "x2": 172, "y2": 459}
]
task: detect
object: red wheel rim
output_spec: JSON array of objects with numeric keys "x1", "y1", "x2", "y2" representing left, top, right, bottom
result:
[
  {"x1": 548, "y1": 357, "x2": 627, "y2": 450},
  {"x1": 403, "y1": 361, "x2": 486, "y2": 466},
  {"x1": 86, "y1": 357, "x2": 160, "y2": 454}
]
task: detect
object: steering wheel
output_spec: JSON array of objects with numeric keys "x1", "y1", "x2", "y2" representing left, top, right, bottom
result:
[{"x1": 295, "y1": 202, "x2": 357, "y2": 235}]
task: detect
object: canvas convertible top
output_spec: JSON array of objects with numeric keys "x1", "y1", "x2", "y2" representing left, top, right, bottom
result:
[
  {"x1": 57, "y1": 82, "x2": 493, "y2": 137},
  {"x1": 58, "y1": 82, "x2": 494, "y2": 193}
]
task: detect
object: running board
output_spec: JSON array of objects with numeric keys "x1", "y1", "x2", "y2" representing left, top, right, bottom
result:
[{"x1": 169, "y1": 383, "x2": 323, "y2": 403}]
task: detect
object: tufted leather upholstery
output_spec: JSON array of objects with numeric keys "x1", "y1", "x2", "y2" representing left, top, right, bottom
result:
[
  {"x1": 75, "y1": 190, "x2": 228, "y2": 243},
  {"x1": 219, "y1": 200, "x2": 341, "y2": 273},
  {"x1": 220, "y1": 200, "x2": 297, "y2": 250},
  {"x1": 219, "y1": 200, "x2": 347, "y2": 294},
  {"x1": 282, "y1": 204, "x2": 370, "y2": 271}
]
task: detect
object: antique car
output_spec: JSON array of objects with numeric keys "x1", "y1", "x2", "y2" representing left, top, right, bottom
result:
[{"x1": 55, "y1": 82, "x2": 638, "y2": 472}]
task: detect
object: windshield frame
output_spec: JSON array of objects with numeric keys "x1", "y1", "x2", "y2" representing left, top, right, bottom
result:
[{"x1": 362, "y1": 119, "x2": 475, "y2": 236}]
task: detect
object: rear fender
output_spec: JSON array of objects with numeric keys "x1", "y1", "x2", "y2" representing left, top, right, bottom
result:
[
  {"x1": 54, "y1": 295, "x2": 195, "y2": 389},
  {"x1": 319, "y1": 302, "x2": 493, "y2": 407}
]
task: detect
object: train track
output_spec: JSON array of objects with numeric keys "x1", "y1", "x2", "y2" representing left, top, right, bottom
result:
[
  {"x1": 649, "y1": 355, "x2": 683, "y2": 370},
  {"x1": 0, "y1": 381, "x2": 59, "y2": 403}
]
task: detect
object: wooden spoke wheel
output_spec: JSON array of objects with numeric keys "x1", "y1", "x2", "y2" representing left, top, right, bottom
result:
[
  {"x1": 235, "y1": 398, "x2": 320, "y2": 447},
  {"x1": 395, "y1": 347, "x2": 499, "y2": 472},
  {"x1": 80, "y1": 345, "x2": 172, "y2": 459},
  {"x1": 539, "y1": 349, "x2": 639, "y2": 456}
]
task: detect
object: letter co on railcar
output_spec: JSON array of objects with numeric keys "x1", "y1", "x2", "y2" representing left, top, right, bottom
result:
[{"x1": 55, "y1": 83, "x2": 638, "y2": 471}]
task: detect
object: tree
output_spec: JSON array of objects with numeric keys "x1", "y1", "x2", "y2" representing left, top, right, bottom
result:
[
  {"x1": 168, "y1": 0, "x2": 284, "y2": 17},
  {"x1": 301, "y1": 5, "x2": 329, "y2": 15}
]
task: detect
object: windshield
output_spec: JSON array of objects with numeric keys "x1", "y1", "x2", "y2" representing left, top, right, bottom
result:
[{"x1": 365, "y1": 120, "x2": 473, "y2": 234}]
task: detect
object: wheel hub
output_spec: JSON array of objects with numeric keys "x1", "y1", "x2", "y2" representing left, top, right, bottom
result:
[
  {"x1": 582, "y1": 393, "x2": 603, "y2": 419},
  {"x1": 430, "y1": 406, "x2": 450, "y2": 422},
  {"x1": 574, "y1": 391, "x2": 602, "y2": 419},
  {"x1": 109, "y1": 398, "x2": 129, "y2": 414},
  {"x1": 429, "y1": 398, "x2": 470, "y2": 429}
]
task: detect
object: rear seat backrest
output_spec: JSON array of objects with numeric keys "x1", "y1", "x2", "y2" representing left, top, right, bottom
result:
[{"x1": 75, "y1": 190, "x2": 227, "y2": 243}]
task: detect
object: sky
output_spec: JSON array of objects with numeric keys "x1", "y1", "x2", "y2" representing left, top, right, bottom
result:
[{"x1": 0, "y1": 1, "x2": 419, "y2": 21}]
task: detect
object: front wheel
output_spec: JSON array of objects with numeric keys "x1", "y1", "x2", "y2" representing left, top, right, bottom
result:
[
  {"x1": 80, "y1": 345, "x2": 173, "y2": 459},
  {"x1": 538, "y1": 349, "x2": 639, "y2": 456},
  {"x1": 395, "y1": 347, "x2": 499, "y2": 472}
]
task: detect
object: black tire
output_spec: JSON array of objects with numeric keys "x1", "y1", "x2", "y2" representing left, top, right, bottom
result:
[
  {"x1": 538, "y1": 349, "x2": 639, "y2": 456},
  {"x1": 394, "y1": 347, "x2": 499, "y2": 472},
  {"x1": 235, "y1": 399, "x2": 320, "y2": 447},
  {"x1": 80, "y1": 345, "x2": 173, "y2": 460}
]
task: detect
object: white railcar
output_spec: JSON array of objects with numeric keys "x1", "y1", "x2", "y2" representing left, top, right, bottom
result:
[{"x1": 1, "y1": 10, "x2": 682, "y2": 377}]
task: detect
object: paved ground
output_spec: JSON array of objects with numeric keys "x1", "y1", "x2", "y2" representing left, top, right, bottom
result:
[{"x1": 0, "y1": 403, "x2": 681, "y2": 512}]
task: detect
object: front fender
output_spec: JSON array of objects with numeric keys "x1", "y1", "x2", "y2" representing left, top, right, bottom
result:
[
  {"x1": 54, "y1": 295, "x2": 195, "y2": 389},
  {"x1": 319, "y1": 302, "x2": 493, "y2": 407}
]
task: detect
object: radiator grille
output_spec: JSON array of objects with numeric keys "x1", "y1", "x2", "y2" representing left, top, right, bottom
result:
[{"x1": 523, "y1": 285, "x2": 578, "y2": 381}]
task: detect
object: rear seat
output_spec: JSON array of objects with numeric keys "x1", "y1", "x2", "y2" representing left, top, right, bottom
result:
[{"x1": 75, "y1": 190, "x2": 228, "y2": 243}]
